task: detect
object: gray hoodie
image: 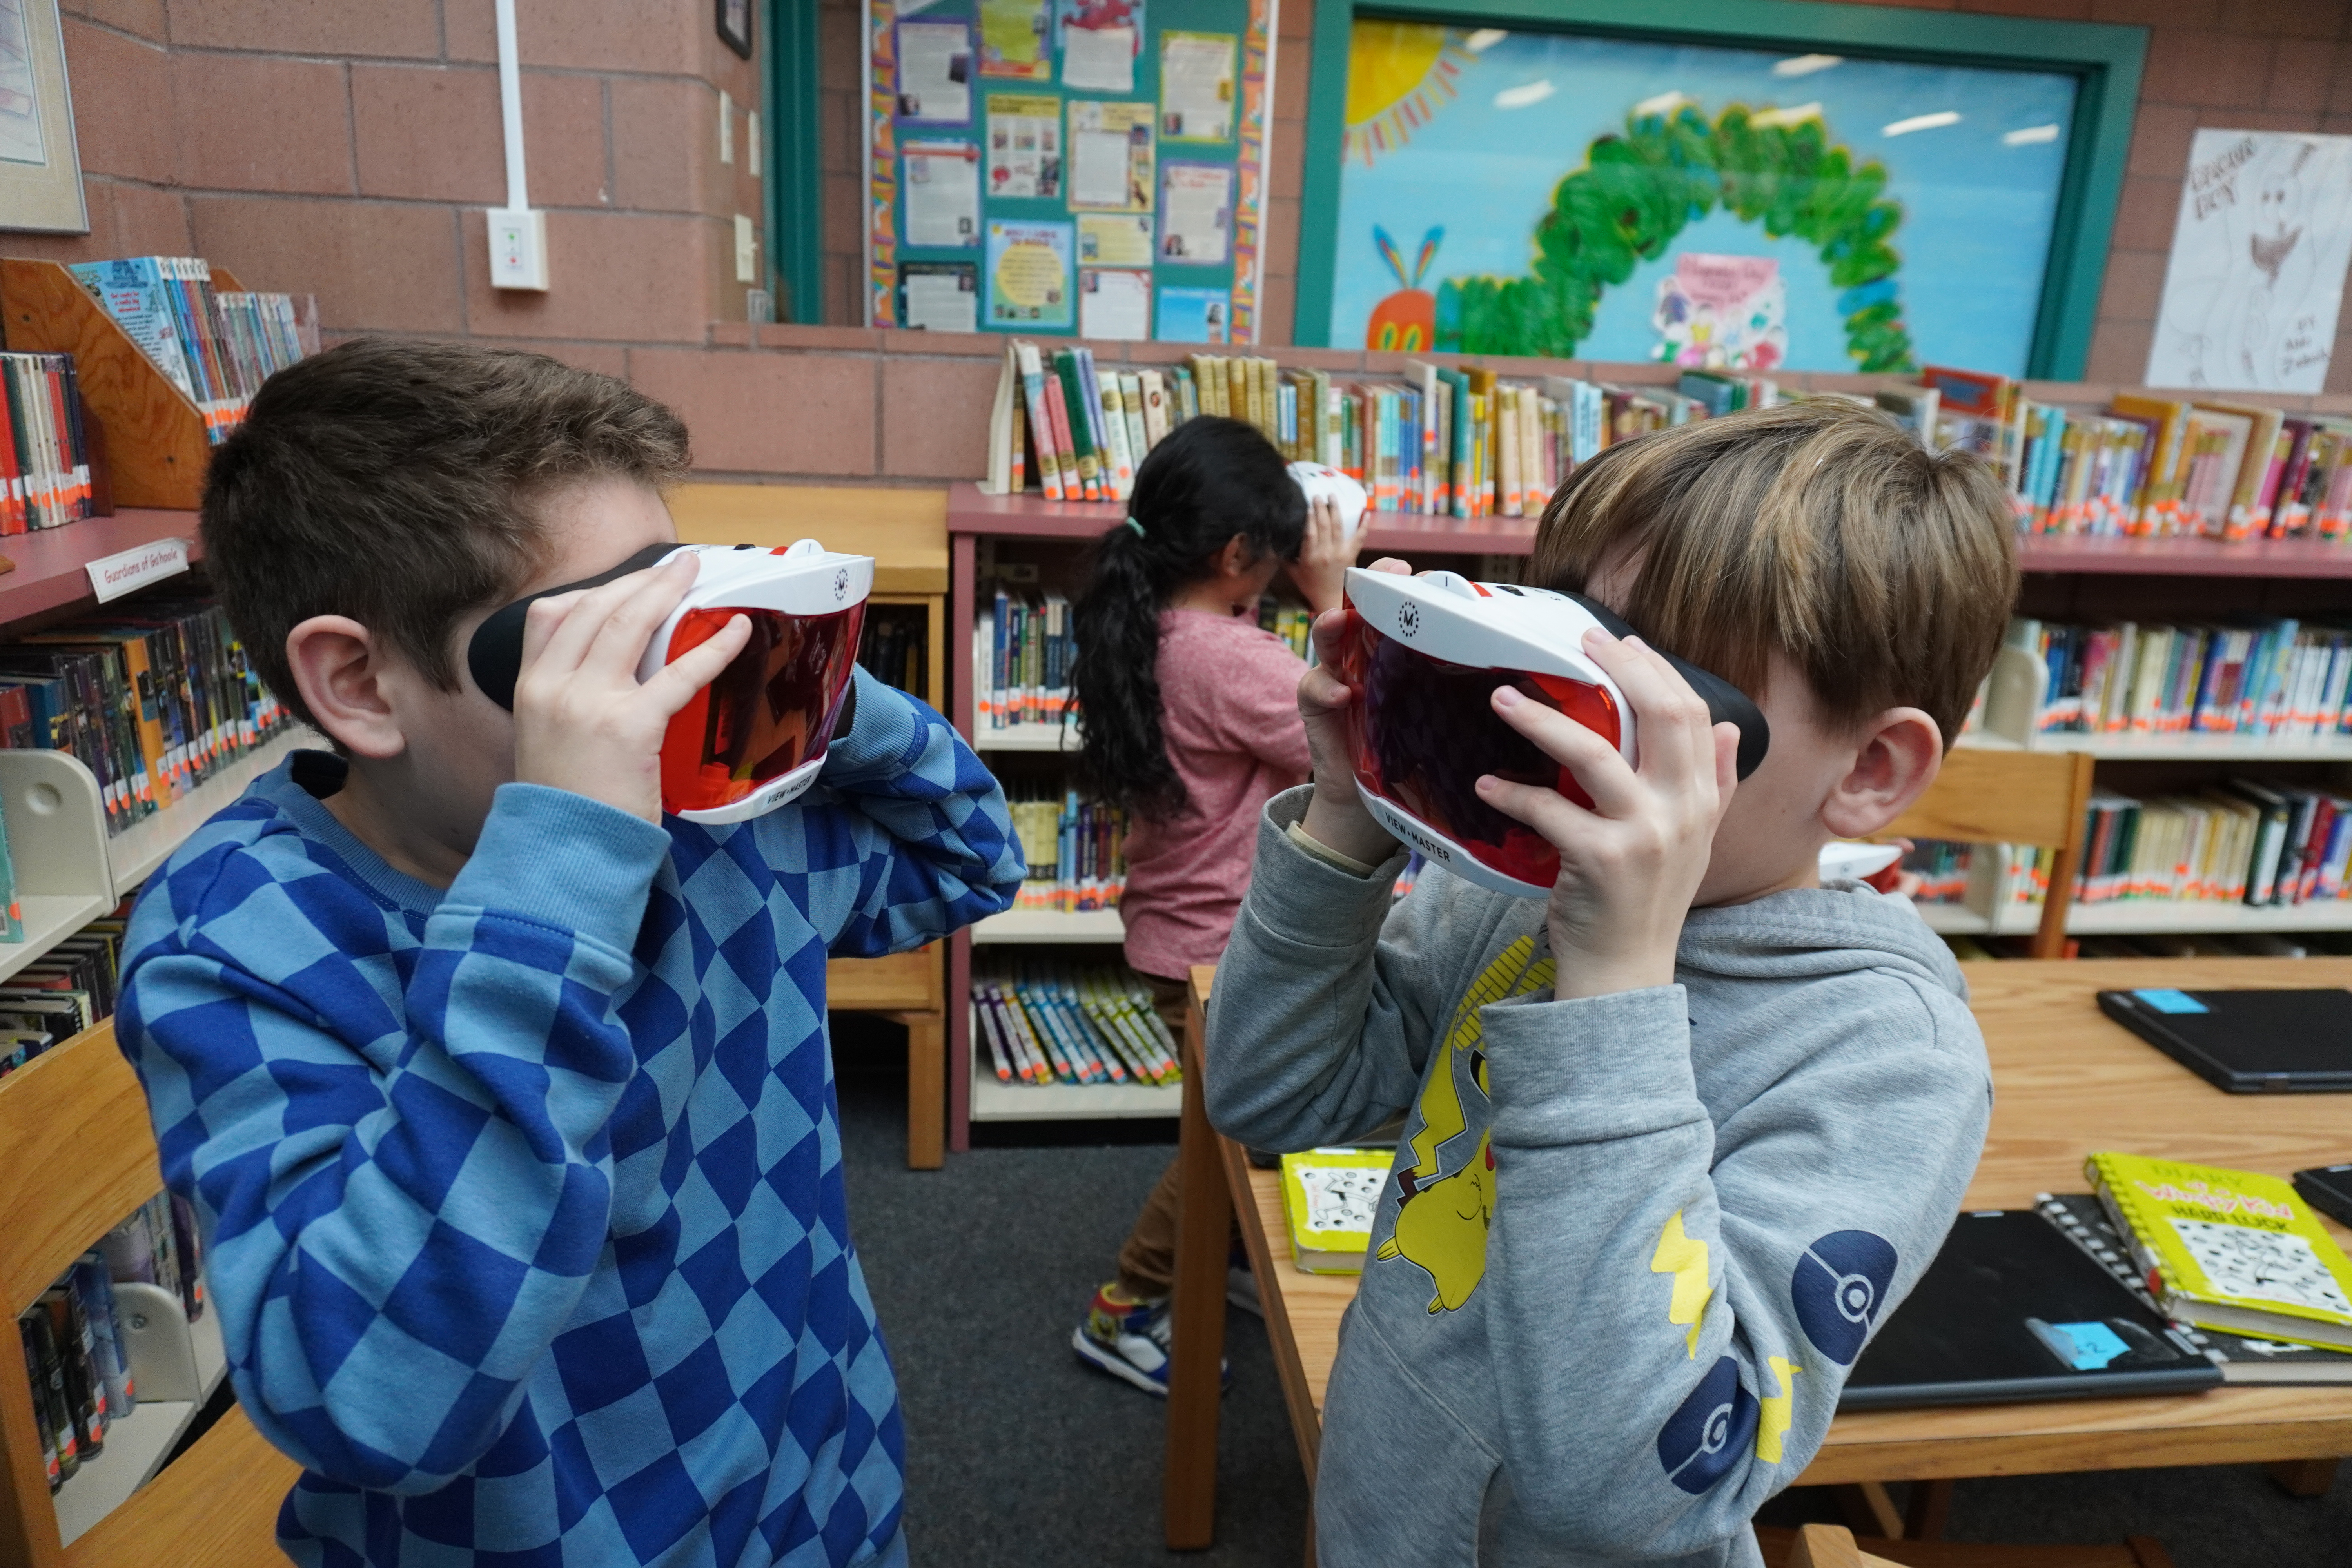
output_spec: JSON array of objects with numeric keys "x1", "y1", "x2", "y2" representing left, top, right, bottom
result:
[{"x1": 1205, "y1": 787, "x2": 1992, "y2": 1567}]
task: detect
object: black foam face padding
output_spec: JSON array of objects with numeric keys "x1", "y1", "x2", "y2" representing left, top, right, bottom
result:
[
  {"x1": 1561, "y1": 592, "x2": 1771, "y2": 780},
  {"x1": 466, "y1": 543, "x2": 678, "y2": 710}
]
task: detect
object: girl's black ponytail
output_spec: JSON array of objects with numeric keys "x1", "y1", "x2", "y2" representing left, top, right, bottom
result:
[{"x1": 1071, "y1": 416, "x2": 1306, "y2": 819}]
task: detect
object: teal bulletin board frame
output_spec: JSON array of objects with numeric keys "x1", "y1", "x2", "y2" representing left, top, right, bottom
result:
[
  {"x1": 864, "y1": 0, "x2": 1276, "y2": 341},
  {"x1": 773, "y1": 0, "x2": 826, "y2": 323},
  {"x1": 1297, "y1": 0, "x2": 2145, "y2": 378}
]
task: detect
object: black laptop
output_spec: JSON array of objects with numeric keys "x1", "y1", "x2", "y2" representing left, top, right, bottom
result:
[
  {"x1": 2096, "y1": 987, "x2": 2352, "y2": 1093},
  {"x1": 1839, "y1": 1209, "x2": 2222, "y2": 1411}
]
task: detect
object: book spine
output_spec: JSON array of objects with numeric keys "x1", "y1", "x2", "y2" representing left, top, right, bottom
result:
[{"x1": 1049, "y1": 354, "x2": 1102, "y2": 501}]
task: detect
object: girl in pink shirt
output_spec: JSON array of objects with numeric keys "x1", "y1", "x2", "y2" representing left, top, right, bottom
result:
[{"x1": 1067, "y1": 415, "x2": 1356, "y2": 1394}]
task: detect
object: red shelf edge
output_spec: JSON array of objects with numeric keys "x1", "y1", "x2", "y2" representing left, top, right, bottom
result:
[
  {"x1": 951, "y1": 486, "x2": 2352, "y2": 577},
  {"x1": 0, "y1": 510, "x2": 205, "y2": 627}
]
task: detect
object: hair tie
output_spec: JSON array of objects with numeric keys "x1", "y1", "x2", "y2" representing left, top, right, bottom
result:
[{"x1": 1123, "y1": 517, "x2": 1145, "y2": 538}]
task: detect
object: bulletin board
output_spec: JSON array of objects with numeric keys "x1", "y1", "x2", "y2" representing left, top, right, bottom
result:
[{"x1": 864, "y1": 0, "x2": 1275, "y2": 344}]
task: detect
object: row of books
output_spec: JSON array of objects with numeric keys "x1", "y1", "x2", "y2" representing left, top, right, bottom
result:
[
  {"x1": 1005, "y1": 790, "x2": 1127, "y2": 911},
  {"x1": 975, "y1": 591, "x2": 1071, "y2": 733},
  {"x1": 70, "y1": 257, "x2": 316, "y2": 440},
  {"x1": 0, "y1": 897, "x2": 127, "y2": 1076},
  {"x1": 855, "y1": 605, "x2": 929, "y2": 703},
  {"x1": 2074, "y1": 783, "x2": 2351, "y2": 909},
  {"x1": 19, "y1": 1192, "x2": 207, "y2": 1494},
  {"x1": 972, "y1": 960, "x2": 1180, "y2": 1087},
  {"x1": 977, "y1": 338, "x2": 1992, "y2": 521},
  {"x1": 0, "y1": 597, "x2": 293, "y2": 837},
  {"x1": 2016, "y1": 618, "x2": 2352, "y2": 740},
  {"x1": 1922, "y1": 369, "x2": 2352, "y2": 541},
  {"x1": 0, "y1": 352, "x2": 94, "y2": 534}
]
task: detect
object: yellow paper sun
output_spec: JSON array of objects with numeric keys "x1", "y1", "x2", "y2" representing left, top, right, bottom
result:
[{"x1": 1344, "y1": 22, "x2": 1471, "y2": 167}]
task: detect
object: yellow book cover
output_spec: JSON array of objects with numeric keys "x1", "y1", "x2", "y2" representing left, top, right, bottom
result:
[
  {"x1": 2086, "y1": 1152, "x2": 2352, "y2": 1351},
  {"x1": 1280, "y1": 1148, "x2": 1392, "y2": 1275}
]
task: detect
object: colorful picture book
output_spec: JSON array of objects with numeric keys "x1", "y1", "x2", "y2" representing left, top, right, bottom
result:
[
  {"x1": 2086, "y1": 1152, "x2": 2352, "y2": 1352},
  {"x1": 1279, "y1": 1147, "x2": 1392, "y2": 1275}
]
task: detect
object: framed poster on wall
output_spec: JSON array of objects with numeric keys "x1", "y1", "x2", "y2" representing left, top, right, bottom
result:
[
  {"x1": 0, "y1": 0, "x2": 87, "y2": 234},
  {"x1": 1294, "y1": 0, "x2": 2144, "y2": 379},
  {"x1": 864, "y1": 0, "x2": 1275, "y2": 342}
]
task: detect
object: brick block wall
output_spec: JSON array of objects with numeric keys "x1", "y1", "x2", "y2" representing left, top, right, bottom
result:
[
  {"x1": 815, "y1": 0, "x2": 2352, "y2": 390},
  {"x1": 13, "y1": 0, "x2": 769, "y2": 358}
]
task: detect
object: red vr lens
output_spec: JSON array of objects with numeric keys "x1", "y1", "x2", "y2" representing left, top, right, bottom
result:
[
  {"x1": 1332, "y1": 609, "x2": 1621, "y2": 891},
  {"x1": 658, "y1": 603, "x2": 865, "y2": 815}
]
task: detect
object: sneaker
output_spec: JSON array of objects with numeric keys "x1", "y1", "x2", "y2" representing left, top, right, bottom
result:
[
  {"x1": 1227, "y1": 1254, "x2": 1262, "y2": 1319},
  {"x1": 1072, "y1": 1283, "x2": 1227, "y2": 1396}
]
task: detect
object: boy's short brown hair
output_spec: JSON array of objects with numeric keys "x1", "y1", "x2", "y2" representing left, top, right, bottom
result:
[
  {"x1": 201, "y1": 338, "x2": 691, "y2": 731},
  {"x1": 1528, "y1": 399, "x2": 2017, "y2": 742}
]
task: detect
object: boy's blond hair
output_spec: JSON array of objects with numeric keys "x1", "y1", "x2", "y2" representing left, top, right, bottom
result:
[{"x1": 1529, "y1": 399, "x2": 2017, "y2": 742}]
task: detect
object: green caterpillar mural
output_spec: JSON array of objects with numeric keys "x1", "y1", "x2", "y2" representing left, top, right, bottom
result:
[{"x1": 1435, "y1": 103, "x2": 1918, "y2": 373}]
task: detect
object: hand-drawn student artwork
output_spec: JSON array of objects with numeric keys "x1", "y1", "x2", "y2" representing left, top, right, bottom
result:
[{"x1": 2147, "y1": 130, "x2": 2352, "y2": 395}]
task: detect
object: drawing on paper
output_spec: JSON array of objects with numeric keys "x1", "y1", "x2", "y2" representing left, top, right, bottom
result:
[{"x1": 2147, "y1": 130, "x2": 2352, "y2": 395}]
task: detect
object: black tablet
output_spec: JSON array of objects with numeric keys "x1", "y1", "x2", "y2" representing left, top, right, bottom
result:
[
  {"x1": 1840, "y1": 1209, "x2": 2222, "y2": 1411},
  {"x1": 2096, "y1": 987, "x2": 2352, "y2": 1093}
]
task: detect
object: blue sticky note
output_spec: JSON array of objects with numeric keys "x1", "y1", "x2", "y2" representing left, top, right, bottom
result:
[
  {"x1": 2133, "y1": 988, "x2": 2208, "y2": 1014},
  {"x1": 2049, "y1": 1320, "x2": 2132, "y2": 1370}
]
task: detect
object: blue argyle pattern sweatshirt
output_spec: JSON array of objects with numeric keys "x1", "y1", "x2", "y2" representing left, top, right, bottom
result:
[{"x1": 115, "y1": 670, "x2": 1021, "y2": 1568}]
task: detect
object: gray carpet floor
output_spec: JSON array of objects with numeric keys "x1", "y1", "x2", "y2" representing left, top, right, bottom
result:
[{"x1": 828, "y1": 1023, "x2": 2352, "y2": 1568}]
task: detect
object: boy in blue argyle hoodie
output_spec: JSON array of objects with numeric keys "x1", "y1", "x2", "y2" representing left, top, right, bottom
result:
[{"x1": 113, "y1": 339, "x2": 1022, "y2": 1567}]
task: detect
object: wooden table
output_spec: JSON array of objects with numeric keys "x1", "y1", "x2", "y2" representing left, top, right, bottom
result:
[{"x1": 1163, "y1": 957, "x2": 2352, "y2": 1551}]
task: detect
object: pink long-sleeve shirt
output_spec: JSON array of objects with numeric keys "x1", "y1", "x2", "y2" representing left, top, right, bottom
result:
[{"x1": 1121, "y1": 608, "x2": 1313, "y2": 981}]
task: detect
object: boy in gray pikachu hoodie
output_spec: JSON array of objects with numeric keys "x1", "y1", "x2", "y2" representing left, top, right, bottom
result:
[{"x1": 1205, "y1": 402, "x2": 2021, "y2": 1567}]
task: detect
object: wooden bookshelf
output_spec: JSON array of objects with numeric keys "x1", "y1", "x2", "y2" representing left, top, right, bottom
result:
[{"x1": 942, "y1": 485, "x2": 1541, "y2": 1147}]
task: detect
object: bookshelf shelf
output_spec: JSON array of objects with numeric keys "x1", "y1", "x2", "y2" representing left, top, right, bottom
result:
[
  {"x1": 0, "y1": 892, "x2": 116, "y2": 985},
  {"x1": 2013, "y1": 534, "x2": 2352, "y2": 578},
  {"x1": 51, "y1": 1299, "x2": 226, "y2": 1548},
  {"x1": 1956, "y1": 730, "x2": 2352, "y2": 762},
  {"x1": 106, "y1": 729, "x2": 313, "y2": 889},
  {"x1": 1919, "y1": 899, "x2": 2352, "y2": 938},
  {"x1": 969, "y1": 1054, "x2": 1182, "y2": 1121},
  {"x1": 972, "y1": 722, "x2": 1077, "y2": 753},
  {"x1": 972, "y1": 907, "x2": 1126, "y2": 944},
  {"x1": 947, "y1": 481, "x2": 1539, "y2": 555},
  {"x1": 0, "y1": 509, "x2": 200, "y2": 627}
]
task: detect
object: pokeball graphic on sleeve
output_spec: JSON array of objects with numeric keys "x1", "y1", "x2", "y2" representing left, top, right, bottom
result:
[
  {"x1": 1655, "y1": 1356, "x2": 1758, "y2": 1495},
  {"x1": 1790, "y1": 1230, "x2": 1898, "y2": 1365}
]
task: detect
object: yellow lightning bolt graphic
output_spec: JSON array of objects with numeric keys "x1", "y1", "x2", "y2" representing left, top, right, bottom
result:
[
  {"x1": 1649, "y1": 1211, "x2": 1712, "y2": 1358},
  {"x1": 1756, "y1": 1356, "x2": 1802, "y2": 1463}
]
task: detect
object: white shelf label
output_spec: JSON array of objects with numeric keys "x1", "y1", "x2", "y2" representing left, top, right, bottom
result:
[{"x1": 86, "y1": 537, "x2": 189, "y2": 603}]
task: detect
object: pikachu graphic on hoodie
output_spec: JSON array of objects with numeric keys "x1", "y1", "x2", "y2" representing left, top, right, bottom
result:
[{"x1": 1376, "y1": 935, "x2": 1553, "y2": 1312}]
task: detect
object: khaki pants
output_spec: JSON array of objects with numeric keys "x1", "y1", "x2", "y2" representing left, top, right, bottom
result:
[{"x1": 1113, "y1": 971, "x2": 1233, "y2": 1300}]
